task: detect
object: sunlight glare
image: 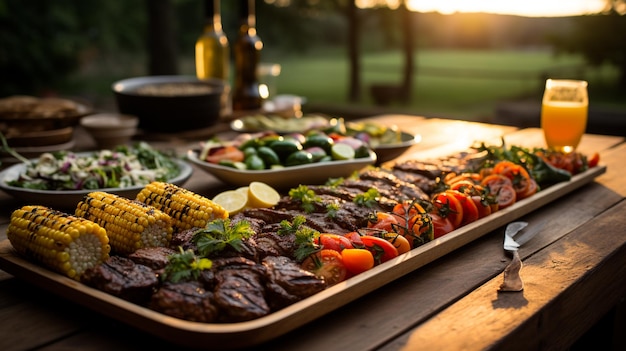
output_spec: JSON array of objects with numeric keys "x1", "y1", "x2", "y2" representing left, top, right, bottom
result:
[{"x1": 405, "y1": 0, "x2": 607, "y2": 17}]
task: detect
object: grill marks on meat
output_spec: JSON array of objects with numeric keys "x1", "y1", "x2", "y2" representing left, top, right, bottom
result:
[
  {"x1": 149, "y1": 281, "x2": 219, "y2": 323},
  {"x1": 127, "y1": 247, "x2": 177, "y2": 272},
  {"x1": 81, "y1": 256, "x2": 158, "y2": 304},
  {"x1": 210, "y1": 257, "x2": 270, "y2": 322},
  {"x1": 262, "y1": 256, "x2": 326, "y2": 310}
]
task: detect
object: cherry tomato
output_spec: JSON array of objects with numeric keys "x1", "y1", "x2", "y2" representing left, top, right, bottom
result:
[
  {"x1": 341, "y1": 248, "x2": 375, "y2": 275},
  {"x1": 392, "y1": 200, "x2": 427, "y2": 219},
  {"x1": 431, "y1": 192, "x2": 464, "y2": 229},
  {"x1": 359, "y1": 235, "x2": 399, "y2": 264},
  {"x1": 368, "y1": 211, "x2": 405, "y2": 232},
  {"x1": 205, "y1": 145, "x2": 245, "y2": 164},
  {"x1": 301, "y1": 249, "x2": 348, "y2": 286},
  {"x1": 446, "y1": 190, "x2": 479, "y2": 227},
  {"x1": 343, "y1": 231, "x2": 364, "y2": 246},
  {"x1": 382, "y1": 232, "x2": 412, "y2": 254},
  {"x1": 406, "y1": 212, "x2": 434, "y2": 246},
  {"x1": 588, "y1": 152, "x2": 600, "y2": 168},
  {"x1": 429, "y1": 212, "x2": 455, "y2": 239},
  {"x1": 315, "y1": 233, "x2": 354, "y2": 252}
]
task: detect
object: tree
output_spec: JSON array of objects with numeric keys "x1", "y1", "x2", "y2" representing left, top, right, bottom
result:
[{"x1": 553, "y1": 1, "x2": 626, "y2": 89}]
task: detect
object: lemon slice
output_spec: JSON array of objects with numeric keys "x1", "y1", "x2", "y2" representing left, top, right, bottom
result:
[
  {"x1": 248, "y1": 181, "x2": 281, "y2": 208},
  {"x1": 212, "y1": 190, "x2": 248, "y2": 216},
  {"x1": 236, "y1": 186, "x2": 249, "y2": 197},
  {"x1": 331, "y1": 143, "x2": 356, "y2": 160}
]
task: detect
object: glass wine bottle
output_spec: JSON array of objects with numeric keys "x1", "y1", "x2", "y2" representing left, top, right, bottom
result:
[
  {"x1": 232, "y1": 0, "x2": 264, "y2": 111},
  {"x1": 195, "y1": 0, "x2": 229, "y2": 81}
]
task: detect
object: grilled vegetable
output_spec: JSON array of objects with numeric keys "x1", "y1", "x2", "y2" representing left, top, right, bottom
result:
[
  {"x1": 75, "y1": 191, "x2": 173, "y2": 255},
  {"x1": 7, "y1": 205, "x2": 110, "y2": 280},
  {"x1": 135, "y1": 181, "x2": 228, "y2": 231}
]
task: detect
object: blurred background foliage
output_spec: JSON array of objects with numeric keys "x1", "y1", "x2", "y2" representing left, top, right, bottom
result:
[{"x1": 0, "y1": 0, "x2": 625, "y2": 122}]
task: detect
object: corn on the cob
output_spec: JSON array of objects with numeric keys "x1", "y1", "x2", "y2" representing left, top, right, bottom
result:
[
  {"x1": 7, "y1": 205, "x2": 110, "y2": 280},
  {"x1": 75, "y1": 191, "x2": 173, "y2": 255},
  {"x1": 136, "y1": 181, "x2": 228, "y2": 231}
]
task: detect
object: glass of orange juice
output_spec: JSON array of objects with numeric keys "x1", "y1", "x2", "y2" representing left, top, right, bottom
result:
[{"x1": 540, "y1": 79, "x2": 588, "y2": 153}]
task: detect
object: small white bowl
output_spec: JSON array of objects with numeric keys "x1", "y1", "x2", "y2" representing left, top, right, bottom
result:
[{"x1": 80, "y1": 113, "x2": 139, "y2": 149}]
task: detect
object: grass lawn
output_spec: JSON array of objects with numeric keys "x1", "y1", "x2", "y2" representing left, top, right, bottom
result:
[{"x1": 67, "y1": 48, "x2": 624, "y2": 122}]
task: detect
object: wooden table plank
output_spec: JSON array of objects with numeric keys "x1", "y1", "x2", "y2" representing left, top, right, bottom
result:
[{"x1": 392, "y1": 200, "x2": 626, "y2": 351}]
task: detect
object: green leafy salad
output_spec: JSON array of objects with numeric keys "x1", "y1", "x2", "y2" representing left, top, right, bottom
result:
[{"x1": 6, "y1": 142, "x2": 181, "y2": 191}]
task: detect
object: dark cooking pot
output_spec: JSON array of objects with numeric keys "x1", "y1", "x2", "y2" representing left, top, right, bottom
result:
[{"x1": 112, "y1": 75, "x2": 229, "y2": 133}]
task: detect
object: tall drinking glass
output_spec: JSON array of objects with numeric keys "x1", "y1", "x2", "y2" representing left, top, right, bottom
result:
[{"x1": 540, "y1": 79, "x2": 588, "y2": 153}]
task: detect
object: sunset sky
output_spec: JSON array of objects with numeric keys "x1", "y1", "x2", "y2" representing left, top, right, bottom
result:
[{"x1": 357, "y1": 0, "x2": 608, "y2": 17}]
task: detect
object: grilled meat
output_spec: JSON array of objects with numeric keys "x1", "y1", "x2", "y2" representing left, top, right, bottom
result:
[
  {"x1": 81, "y1": 256, "x2": 158, "y2": 304},
  {"x1": 262, "y1": 256, "x2": 326, "y2": 310},
  {"x1": 211, "y1": 257, "x2": 270, "y2": 322},
  {"x1": 149, "y1": 281, "x2": 219, "y2": 323}
]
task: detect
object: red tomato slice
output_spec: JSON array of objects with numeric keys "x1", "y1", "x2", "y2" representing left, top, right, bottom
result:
[
  {"x1": 517, "y1": 177, "x2": 539, "y2": 200},
  {"x1": 480, "y1": 174, "x2": 513, "y2": 193},
  {"x1": 341, "y1": 248, "x2": 375, "y2": 275},
  {"x1": 315, "y1": 233, "x2": 354, "y2": 252},
  {"x1": 499, "y1": 164, "x2": 532, "y2": 199},
  {"x1": 446, "y1": 190, "x2": 479, "y2": 227},
  {"x1": 471, "y1": 195, "x2": 492, "y2": 219},
  {"x1": 495, "y1": 184, "x2": 516, "y2": 209},
  {"x1": 429, "y1": 212, "x2": 455, "y2": 239},
  {"x1": 301, "y1": 249, "x2": 348, "y2": 286},
  {"x1": 359, "y1": 235, "x2": 399, "y2": 264},
  {"x1": 431, "y1": 192, "x2": 464, "y2": 229}
]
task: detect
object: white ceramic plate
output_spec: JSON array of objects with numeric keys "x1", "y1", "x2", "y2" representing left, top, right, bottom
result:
[
  {"x1": 0, "y1": 155, "x2": 193, "y2": 210},
  {"x1": 187, "y1": 149, "x2": 377, "y2": 189}
]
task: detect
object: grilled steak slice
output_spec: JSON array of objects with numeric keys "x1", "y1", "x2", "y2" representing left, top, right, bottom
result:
[
  {"x1": 262, "y1": 256, "x2": 326, "y2": 310},
  {"x1": 127, "y1": 246, "x2": 177, "y2": 271},
  {"x1": 254, "y1": 231, "x2": 298, "y2": 259},
  {"x1": 391, "y1": 160, "x2": 448, "y2": 179},
  {"x1": 212, "y1": 257, "x2": 271, "y2": 322},
  {"x1": 149, "y1": 281, "x2": 219, "y2": 323},
  {"x1": 358, "y1": 169, "x2": 430, "y2": 201},
  {"x1": 81, "y1": 256, "x2": 158, "y2": 304},
  {"x1": 388, "y1": 169, "x2": 437, "y2": 194},
  {"x1": 244, "y1": 208, "x2": 349, "y2": 234},
  {"x1": 340, "y1": 177, "x2": 414, "y2": 203},
  {"x1": 306, "y1": 185, "x2": 397, "y2": 211}
]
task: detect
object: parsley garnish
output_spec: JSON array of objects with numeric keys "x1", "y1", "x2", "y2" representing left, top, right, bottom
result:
[
  {"x1": 289, "y1": 185, "x2": 321, "y2": 213},
  {"x1": 161, "y1": 247, "x2": 212, "y2": 283},
  {"x1": 193, "y1": 218, "x2": 255, "y2": 257},
  {"x1": 354, "y1": 188, "x2": 380, "y2": 208}
]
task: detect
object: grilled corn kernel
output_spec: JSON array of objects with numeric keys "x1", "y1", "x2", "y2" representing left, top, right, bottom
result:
[
  {"x1": 136, "y1": 182, "x2": 228, "y2": 231},
  {"x1": 75, "y1": 191, "x2": 173, "y2": 255},
  {"x1": 7, "y1": 205, "x2": 110, "y2": 280}
]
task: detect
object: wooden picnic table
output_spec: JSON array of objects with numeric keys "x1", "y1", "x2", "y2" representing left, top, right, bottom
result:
[{"x1": 0, "y1": 114, "x2": 624, "y2": 351}]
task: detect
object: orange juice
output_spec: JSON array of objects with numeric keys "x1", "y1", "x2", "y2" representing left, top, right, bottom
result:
[{"x1": 541, "y1": 101, "x2": 588, "y2": 153}]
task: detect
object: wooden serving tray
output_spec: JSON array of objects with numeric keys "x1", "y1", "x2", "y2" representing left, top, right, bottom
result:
[{"x1": 0, "y1": 165, "x2": 607, "y2": 349}]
